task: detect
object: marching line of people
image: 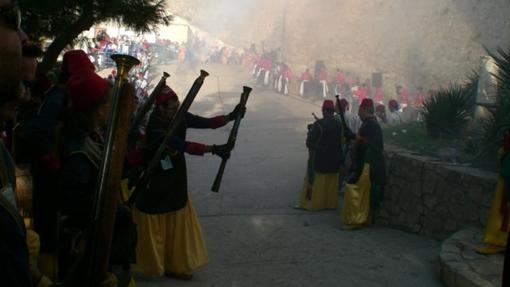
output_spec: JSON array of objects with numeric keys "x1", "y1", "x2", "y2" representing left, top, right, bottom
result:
[{"x1": 242, "y1": 44, "x2": 435, "y2": 129}]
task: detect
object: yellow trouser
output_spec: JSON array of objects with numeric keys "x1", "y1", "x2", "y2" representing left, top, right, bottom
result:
[
  {"x1": 483, "y1": 176, "x2": 509, "y2": 247},
  {"x1": 131, "y1": 197, "x2": 209, "y2": 277},
  {"x1": 341, "y1": 164, "x2": 371, "y2": 226},
  {"x1": 298, "y1": 173, "x2": 339, "y2": 211}
]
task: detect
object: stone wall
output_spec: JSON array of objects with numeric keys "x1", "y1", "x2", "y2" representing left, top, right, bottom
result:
[{"x1": 376, "y1": 146, "x2": 498, "y2": 239}]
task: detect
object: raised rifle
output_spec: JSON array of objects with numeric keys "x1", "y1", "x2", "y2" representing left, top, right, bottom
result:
[
  {"x1": 128, "y1": 70, "x2": 209, "y2": 206},
  {"x1": 335, "y1": 95, "x2": 356, "y2": 142},
  {"x1": 335, "y1": 95, "x2": 356, "y2": 165},
  {"x1": 312, "y1": 112, "x2": 319, "y2": 121},
  {"x1": 128, "y1": 72, "x2": 170, "y2": 150},
  {"x1": 211, "y1": 86, "x2": 252, "y2": 193},
  {"x1": 66, "y1": 54, "x2": 139, "y2": 287}
]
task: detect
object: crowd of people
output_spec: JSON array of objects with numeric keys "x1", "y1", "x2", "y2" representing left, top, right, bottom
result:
[
  {"x1": 0, "y1": 1, "x2": 249, "y2": 286},
  {"x1": 242, "y1": 43, "x2": 433, "y2": 131}
]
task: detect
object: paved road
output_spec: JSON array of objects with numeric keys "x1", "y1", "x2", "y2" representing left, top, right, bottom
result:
[{"x1": 137, "y1": 63, "x2": 443, "y2": 287}]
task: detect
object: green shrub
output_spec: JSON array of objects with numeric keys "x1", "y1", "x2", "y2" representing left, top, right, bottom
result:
[{"x1": 423, "y1": 85, "x2": 472, "y2": 139}]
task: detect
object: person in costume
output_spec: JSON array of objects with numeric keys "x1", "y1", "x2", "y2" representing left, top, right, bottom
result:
[
  {"x1": 397, "y1": 85, "x2": 409, "y2": 110},
  {"x1": 334, "y1": 69, "x2": 345, "y2": 95},
  {"x1": 58, "y1": 68, "x2": 137, "y2": 286},
  {"x1": 387, "y1": 99, "x2": 402, "y2": 126},
  {"x1": 476, "y1": 130, "x2": 510, "y2": 254},
  {"x1": 374, "y1": 87, "x2": 384, "y2": 105},
  {"x1": 318, "y1": 67, "x2": 329, "y2": 98},
  {"x1": 281, "y1": 64, "x2": 293, "y2": 95},
  {"x1": 132, "y1": 86, "x2": 244, "y2": 279},
  {"x1": 300, "y1": 68, "x2": 312, "y2": 98},
  {"x1": 341, "y1": 98, "x2": 385, "y2": 229},
  {"x1": 375, "y1": 104, "x2": 388, "y2": 126},
  {"x1": 0, "y1": 2, "x2": 31, "y2": 284},
  {"x1": 23, "y1": 50, "x2": 95, "y2": 278},
  {"x1": 297, "y1": 100, "x2": 344, "y2": 211},
  {"x1": 0, "y1": 7, "x2": 53, "y2": 285}
]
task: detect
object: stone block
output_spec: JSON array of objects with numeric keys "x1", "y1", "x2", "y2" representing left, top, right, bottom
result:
[
  {"x1": 424, "y1": 195, "x2": 437, "y2": 211},
  {"x1": 442, "y1": 242, "x2": 461, "y2": 254},
  {"x1": 440, "y1": 251, "x2": 462, "y2": 262},
  {"x1": 441, "y1": 263, "x2": 456, "y2": 287},
  {"x1": 466, "y1": 259, "x2": 502, "y2": 277}
]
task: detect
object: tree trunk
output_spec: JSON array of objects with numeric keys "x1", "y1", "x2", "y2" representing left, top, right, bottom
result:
[{"x1": 39, "y1": 12, "x2": 94, "y2": 73}]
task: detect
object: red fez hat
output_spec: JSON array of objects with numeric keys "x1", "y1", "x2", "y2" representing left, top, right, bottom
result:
[
  {"x1": 156, "y1": 86, "x2": 178, "y2": 107},
  {"x1": 66, "y1": 72, "x2": 109, "y2": 110},
  {"x1": 62, "y1": 50, "x2": 95, "y2": 78},
  {"x1": 389, "y1": 99, "x2": 399, "y2": 111},
  {"x1": 322, "y1": 100, "x2": 335, "y2": 111},
  {"x1": 360, "y1": 98, "x2": 374, "y2": 110}
]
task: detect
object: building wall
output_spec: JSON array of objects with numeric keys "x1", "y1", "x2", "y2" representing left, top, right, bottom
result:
[{"x1": 168, "y1": 0, "x2": 510, "y2": 97}]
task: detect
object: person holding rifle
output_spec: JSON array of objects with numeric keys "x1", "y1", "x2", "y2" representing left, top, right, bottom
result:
[
  {"x1": 297, "y1": 100, "x2": 344, "y2": 211},
  {"x1": 132, "y1": 86, "x2": 245, "y2": 280},
  {"x1": 341, "y1": 99, "x2": 386, "y2": 230},
  {"x1": 476, "y1": 130, "x2": 510, "y2": 255},
  {"x1": 58, "y1": 63, "x2": 137, "y2": 286}
]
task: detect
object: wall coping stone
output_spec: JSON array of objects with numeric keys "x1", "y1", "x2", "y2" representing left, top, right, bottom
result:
[
  {"x1": 440, "y1": 228, "x2": 502, "y2": 287},
  {"x1": 385, "y1": 145, "x2": 497, "y2": 181}
]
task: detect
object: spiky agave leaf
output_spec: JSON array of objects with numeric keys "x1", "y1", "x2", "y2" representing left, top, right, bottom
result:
[{"x1": 423, "y1": 85, "x2": 472, "y2": 138}]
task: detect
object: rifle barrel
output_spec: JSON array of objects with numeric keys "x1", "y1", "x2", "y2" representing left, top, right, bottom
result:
[{"x1": 211, "y1": 86, "x2": 252, "y2": 193}]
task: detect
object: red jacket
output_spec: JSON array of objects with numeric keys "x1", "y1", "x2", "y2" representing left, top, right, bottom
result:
[
  {"x1": 335, "y1": 72, "x2": 345, "y2": 84},
  {"x1": 415, "y1": 91, "x2": 424, "y2": 106},
  {"x1": 283, "y1": 68, "x2": 293, "y2": 80},
  {"x1": 374, "y1": 87, "x2": 384, "y2": 102},
  {"x1": 399, "y1": 88, "x2": 409, "y2": 104},
  {"x1": 301, "y1": 71, "x2": 312, "y2": 81},
  {"x1": 319, "y1": 68, "x2": 328, "y2": 81}
]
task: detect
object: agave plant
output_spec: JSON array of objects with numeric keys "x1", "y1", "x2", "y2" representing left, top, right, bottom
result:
[
  {"x1": 464, "y1": 70, "x2": 479, "y2": 115},
  {"x1": 423, "y1": 85, "x2": 472, "y2": 139}
]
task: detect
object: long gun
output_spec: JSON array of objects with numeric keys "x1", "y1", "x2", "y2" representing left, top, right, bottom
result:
[
  {"x1": 128, "y1": 70, "x2": 209, "y2": 206},
  {"x1": 67, "y1": 54, "x2": 139, "y2": 287},
  {"x1": 128, "y1": 72, "x2": 170, "y2": 149},
  {"x1": 211, "y1": 86, "x2": 252, "y2": 193},
  {"x1": 335, "y1": 95, "x2": 356, "y2": 141}
]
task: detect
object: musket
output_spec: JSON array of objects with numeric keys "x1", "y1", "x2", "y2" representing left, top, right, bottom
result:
[
  {"x1": 312, "y1": 112, "x2": 319, "y2": 121},
  {"x1": 128, "y1": 70, "x2": 209, "y2": 206},
  {"x1": 335, "y1": 95, "x2": 356, "y2": 164},
  {"x1": 69, "y1": 54, "x2": 139, "y2": 287},
  {"x1": 128, "y1": 72, "x2": 170, "y2": 149},
  {"x1": 211, "y1": 86, "x2": 252, "y2": 193},
  {"x1": 335, "y1": 95, "x2": 356, "y2": 142}
]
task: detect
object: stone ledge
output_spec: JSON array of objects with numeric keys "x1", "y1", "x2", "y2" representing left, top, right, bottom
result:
[
  {"x1": 378, "y1": 146, "x2": 498, "y2": 239},
  {"x1": 440, "y1": 228, "x2": 503, "y2": 287}
]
